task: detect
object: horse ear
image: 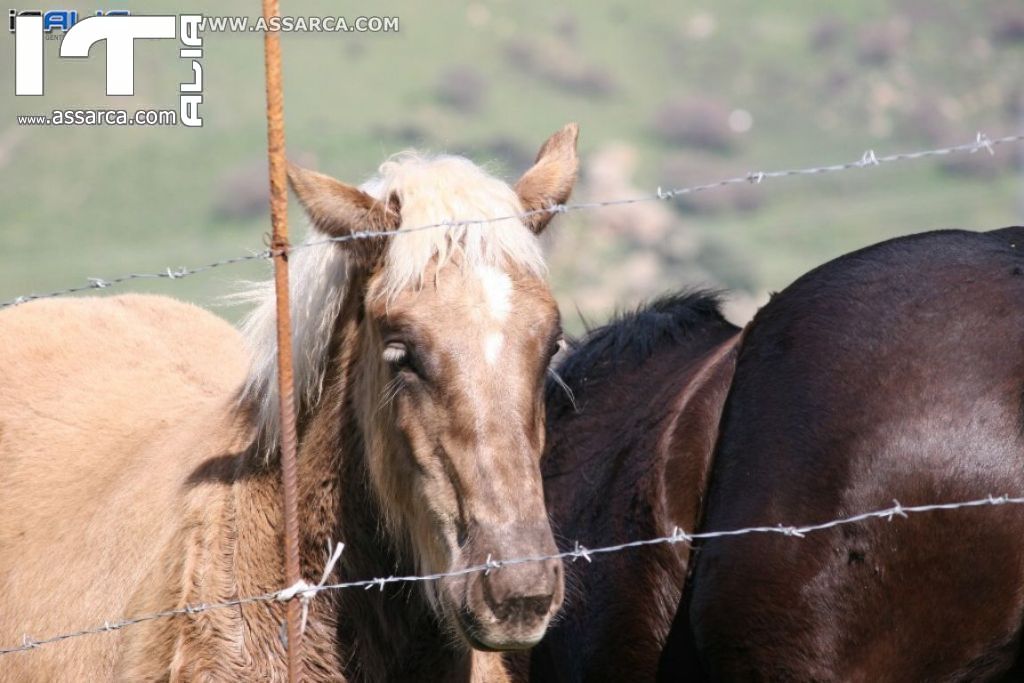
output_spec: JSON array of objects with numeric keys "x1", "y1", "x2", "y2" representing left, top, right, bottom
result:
[
  {"x1": 514, "y1": 123, "x2": 579, "y2": 234},
  {"x1": 287, "y1": 162, "x2": 399, "y2": 266}
]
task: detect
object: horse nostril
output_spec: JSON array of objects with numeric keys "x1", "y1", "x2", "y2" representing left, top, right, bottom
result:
[{"x1": 492, "y1": 594, "x2": 552, "y2": 622}]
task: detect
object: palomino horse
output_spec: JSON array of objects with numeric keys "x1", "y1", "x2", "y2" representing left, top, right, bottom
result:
[
  {"x1": 659, "y1": 227, "x2": 1024, "y2": 681},
  {"x1": 510, "y1": 292, "x2": 741, "y2": 682},
  {"x1": 0, "y1": 124, "x2": 579, "y2": 681}
]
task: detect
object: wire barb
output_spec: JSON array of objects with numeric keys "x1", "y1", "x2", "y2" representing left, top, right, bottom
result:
[
  {"x1": 886, "y1": 499, "x2": 909, "y2": 521},
  {"x1": 571, "y1": 541, "x2": 593, "y2": 563},
  {"x1": 484, "y1": 554, "x2": 504, "y2": 575},
  {"x1": 669, "y1": 526, "x2": 691, "y2": 544},
  {"x1": 973, "y1": 131, "x2": 995, "y2": 155}
]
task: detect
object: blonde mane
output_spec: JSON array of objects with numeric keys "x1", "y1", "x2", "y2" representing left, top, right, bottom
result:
[{"x1": 235, "y1": 152, "x2": 546, "y2": 452}]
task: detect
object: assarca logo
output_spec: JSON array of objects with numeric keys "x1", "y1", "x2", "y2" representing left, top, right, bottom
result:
[{"x1": 13, "y1": 13, "x2": 204, "y2": 127}]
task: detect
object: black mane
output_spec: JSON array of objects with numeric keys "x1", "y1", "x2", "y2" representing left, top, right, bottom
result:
[{"x1": 547, "y1": 291, "x2": 731, "y2": 407}]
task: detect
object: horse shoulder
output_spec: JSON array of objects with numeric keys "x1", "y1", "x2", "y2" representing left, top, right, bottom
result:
[{"x1": 117, "y1": 461, "x2": 251, "y2": 681}]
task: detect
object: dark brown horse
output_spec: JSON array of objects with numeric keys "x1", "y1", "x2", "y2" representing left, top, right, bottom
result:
[
  {"x1": 509, "y1": 292, "x2": 741, "y2": 681},
  {"x1": 660, "y1": 227, "x2": 1024, "y2": 681}
]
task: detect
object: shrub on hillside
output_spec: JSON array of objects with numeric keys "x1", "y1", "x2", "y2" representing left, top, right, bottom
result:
[
  {"x1": 992, "y1": 4, "x2": 1024, "y2": 44},
  {"x1": 651, "y1": 97, "x2": 738, "y2": 153},
  {"x1": 856, "y1": 20, "x2": 910, "y2": 66},
  {"x1": 809, "y1": 16, "x2": 847, "y2": 52},
  {"x1": 436, "y1": 65, "x2": 487, "y2": 114},
  {"x1": 505, "y1": 41, "x2": 615, "y2": 98},
  {"x1": 900, "y1": 97, "x2": 952, "y2": 144}
]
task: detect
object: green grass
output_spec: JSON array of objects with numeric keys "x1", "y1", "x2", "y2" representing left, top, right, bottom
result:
[{"x1": 1, "y1": 0, "x2": 1021, "y2": 321}]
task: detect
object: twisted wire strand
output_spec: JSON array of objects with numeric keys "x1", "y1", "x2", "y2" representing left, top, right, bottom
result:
[
  {"x1": 2, "y1": 132, "x2": 1020, "y2": 311},
  {"x1": 3, "y1": 493, "x2": 1021, "y2": 656}
]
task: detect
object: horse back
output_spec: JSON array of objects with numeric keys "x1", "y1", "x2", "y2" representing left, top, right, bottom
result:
[
  {"x1": 0, "y1": 294, "x2": 247, "y2": 681},
  {"x1": 671, "y1": 227, "x2": 1024, "y2": 681}
]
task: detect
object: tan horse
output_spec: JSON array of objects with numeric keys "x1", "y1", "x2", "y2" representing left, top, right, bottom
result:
[{"x1": 0, "y1": 124, "x2": 579, "y2": 681}]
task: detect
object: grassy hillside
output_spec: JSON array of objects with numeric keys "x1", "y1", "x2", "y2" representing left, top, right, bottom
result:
[{"x1": 1, "y1": 0, "x2": 1021, "y2": 328}]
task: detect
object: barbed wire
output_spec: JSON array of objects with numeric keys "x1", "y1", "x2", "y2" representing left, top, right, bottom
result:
[
  {"x1": 2, "y1": 131, "x2": 1021, "y2": 311},
  {"x1": 2, "y1": 131, "x2": 1023, "y2": 657},
  {"x1": 0, "y1": 252, "x2": 270, "y2": 309},
  {"x1": 3, "y1": 492, "x2": 1022, "y2": 656}
]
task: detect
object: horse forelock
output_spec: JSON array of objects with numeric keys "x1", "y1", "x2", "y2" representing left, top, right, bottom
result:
[
  {"x1": 365, "y1": 152, "x2": 546, "y2": 303},
  {"x1": 233, "y1": 151, "x2": 546, "y2": 457}
]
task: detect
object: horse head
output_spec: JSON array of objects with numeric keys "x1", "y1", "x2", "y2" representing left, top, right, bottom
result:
[{"x1": 286, "y1": 124, "x2": 579, "y2": 650}]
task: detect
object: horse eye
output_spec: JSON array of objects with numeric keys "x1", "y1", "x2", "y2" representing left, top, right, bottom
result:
[{"x1": 382, "y1": 342, "x2": 408, "y2": 366}]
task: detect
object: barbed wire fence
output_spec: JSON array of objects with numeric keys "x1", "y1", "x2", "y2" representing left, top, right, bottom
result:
[
  {"x1": 2, "y1": 131, "x2": 1022, "y2": 311},
  {"x1": 4, "y1": 494, "x2": 1024, "y2": 656},
  {"x1": 2, "y1": 129, "x2": 1023, "y2": 659}
]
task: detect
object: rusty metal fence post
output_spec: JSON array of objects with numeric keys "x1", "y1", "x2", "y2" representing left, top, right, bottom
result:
[{"x1": 260, "y1": 1, "x2": 303, "y2": 681}]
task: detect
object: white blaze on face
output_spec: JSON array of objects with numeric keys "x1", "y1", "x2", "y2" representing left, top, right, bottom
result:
[
  {"x1": 477, "y1": 266, "x2": 512, "y2": 365},
  {"x1": 484, "y1": 332, "x2": 504, "y2": 365},
  {"x1": 478, "y1": 266, "x2": 512, "y2": 322}
]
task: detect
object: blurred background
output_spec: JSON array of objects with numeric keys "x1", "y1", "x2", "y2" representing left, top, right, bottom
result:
[{"x1": 1, "y1": 0, "x2": 1022, "y2": 331}]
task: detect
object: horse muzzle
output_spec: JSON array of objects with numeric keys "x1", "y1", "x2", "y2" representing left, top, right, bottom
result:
[{"x1": 443, "y1": 522, "x2": 565, "y2": 650}]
